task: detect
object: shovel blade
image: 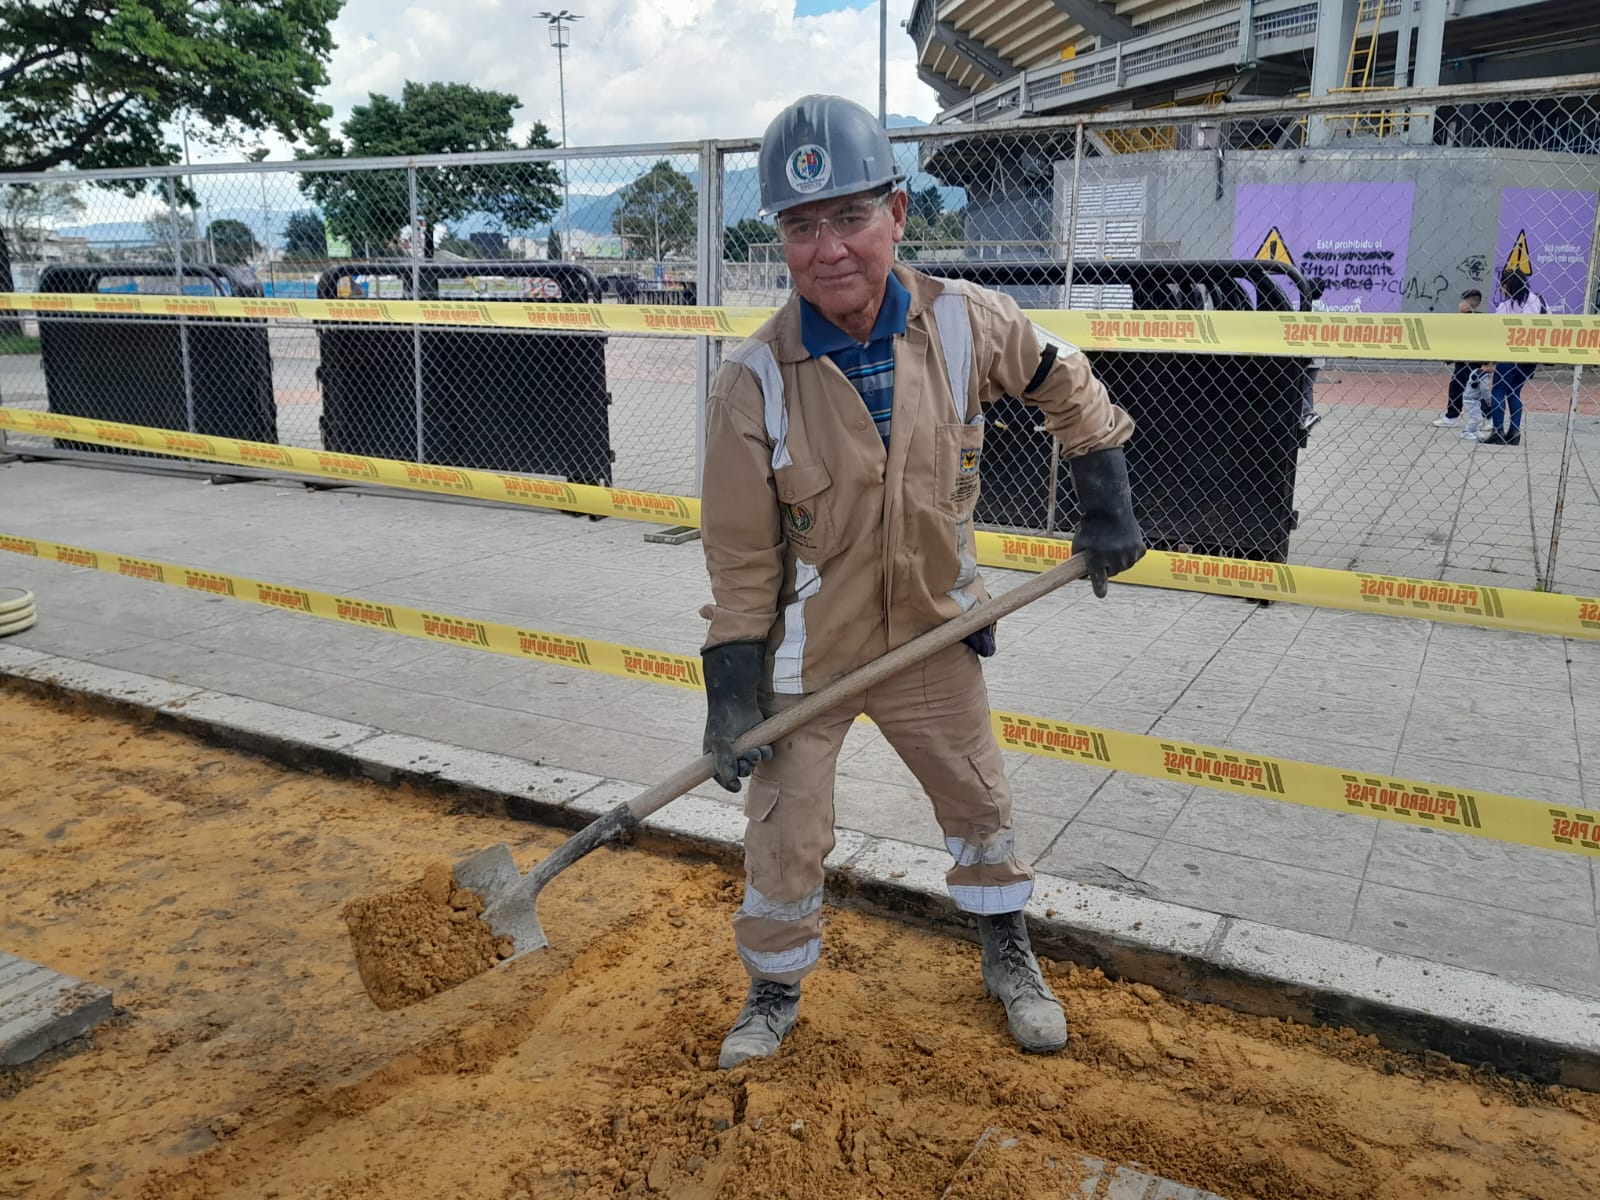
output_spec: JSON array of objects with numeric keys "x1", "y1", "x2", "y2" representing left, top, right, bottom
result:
[
  {"x1": 452, "y1": 841, "x2": 550, "y2": 963},
  {"x1": 481, "y1": 888, "x2": 550, "y2": 962},
  {"x1": 452, "y1": 842, "x2": 521, "y2": 906}
]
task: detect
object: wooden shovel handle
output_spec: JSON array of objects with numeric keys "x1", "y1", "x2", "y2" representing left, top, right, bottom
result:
[{"x1": 624, "y1": 553, "x2": 1089, "y2": 823}]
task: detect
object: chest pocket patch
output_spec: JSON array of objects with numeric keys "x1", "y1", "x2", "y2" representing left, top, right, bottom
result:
[
  {"x1": 773, "y1": 460, "x2": 836, "y2": 558},
  {"x1": 783, "y1": 502, "x2": 814, "y2": 534},
  {"x1": 936, "y1": 418, "x2": 986, "y2": 519},
  {"x1": 954, "y1": 445, "x2": 981, "y2": 505}
]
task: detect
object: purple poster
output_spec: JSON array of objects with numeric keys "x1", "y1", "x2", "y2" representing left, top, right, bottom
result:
[
  {"x1": 1232, "y1": 183, "x2": 1415, "y2": 313},
  {"x1": 1493, "y1": 188, "x2": 1597, "y2": 315}
]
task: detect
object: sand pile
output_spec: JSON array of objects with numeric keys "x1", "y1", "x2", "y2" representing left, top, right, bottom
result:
[
  {"x1": 342, "y1": 861, "x2": 511, "y2": 1009},
  {"x1": 5, "y1": 691, "x2": 1600, "y2": 1200}
]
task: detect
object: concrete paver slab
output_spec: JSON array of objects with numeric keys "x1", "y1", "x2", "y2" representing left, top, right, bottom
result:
[
  {"x1": 1365, "y1": 821, "x2": 1595, "y2": 925},
  {"x1": 0, "y1": 950, "x2": 113, "y2": 1067},
  {"x1": 1349, "y1": 882, "x2": 1600, "y2": 998},
  {"x1": 1036, "y1": 821, "x2": 1163, "y2": 889},
  {"x1": 1164, "y1": 789, "x2": 1377, "y2": 877},
  {"x1": 1139, "y1": 842, "x2": 1363, "y2": 939}
]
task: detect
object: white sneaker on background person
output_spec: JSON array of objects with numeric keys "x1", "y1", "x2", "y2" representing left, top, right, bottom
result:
[{"x1": 1432, "y1": 414, "x2": 1461, "y2": 427}]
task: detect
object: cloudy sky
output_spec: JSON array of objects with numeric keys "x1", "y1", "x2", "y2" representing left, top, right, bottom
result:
[
  {"x1": 265, "y1": 0, "x2": 935, "y2": 157},
  {"x1": 71, "y1": 1, "x2": 939, "y2": 233}
]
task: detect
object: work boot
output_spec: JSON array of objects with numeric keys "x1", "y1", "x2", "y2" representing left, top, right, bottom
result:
[
  {"x1": 977, "y1": 911, "x2": 1068, "y2": 1053},
  {"x1": 718, "y1": 980, "x2": 801, "y2": 1069}
]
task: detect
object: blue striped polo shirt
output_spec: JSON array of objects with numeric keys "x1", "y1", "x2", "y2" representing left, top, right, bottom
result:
[{"x1": 798, "y1": 273, "x2": 911, "y2": 447}]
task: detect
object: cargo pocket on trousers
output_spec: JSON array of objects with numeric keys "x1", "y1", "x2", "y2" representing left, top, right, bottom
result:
[
  {"x1": 967, "y1": 753, "x2": 1005, "y2": 793},
  {"x1": 965, "y1": 753, "x2": 1009, "y2": 825},
  {"x1": 741, "y1": 776, "x2": 785, "y2": 887},
  {"x1": 744, "y1": 776, "x2": 781, "y2": 822}
]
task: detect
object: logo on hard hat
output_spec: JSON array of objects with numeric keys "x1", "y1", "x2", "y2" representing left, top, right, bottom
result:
[{"x1": 785, "y1": 144, "x2": 832, "y2": 194}]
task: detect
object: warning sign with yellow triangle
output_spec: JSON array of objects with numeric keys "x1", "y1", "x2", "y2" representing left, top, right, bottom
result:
[
  {"x1": 1254, "y1": 225, "x2": 1296, "y2": 268},
  {"x1": 1502, "y1": 229, "x2": 1533, "y2": 277}
]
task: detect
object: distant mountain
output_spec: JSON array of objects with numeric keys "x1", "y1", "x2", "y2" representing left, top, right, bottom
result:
[
  {"x1": 59, "y1": 207, "x2": 305, "y2": 248},
  {"x1": 58, "y1": 117, "x2": 961, "y2": 248}
]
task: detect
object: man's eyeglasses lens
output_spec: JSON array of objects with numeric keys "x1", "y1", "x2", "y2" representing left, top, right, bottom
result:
[{"x1": 778, "y1": 196, "x2": 887, "y2": 243}]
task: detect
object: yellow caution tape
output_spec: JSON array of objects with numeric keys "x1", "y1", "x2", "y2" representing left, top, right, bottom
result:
[
  {"x1": 0, "y1": 533, "x2": 706, "y2": 692},
  {"x1": 5, "y1": 408, "x2": 1593, "y2": 641},
  {"x1": 1027, "y1": 309, "x2": 1600, "y2": 367},
  {"x1": 975, "y1": 531, "x2": 1600, "y2": 641},
  {"x1": 0, "y1": 407, "x2": 698, "y2": 526},
  {"x1": 5, "y1": 291, "x2": 1599, "y2": 364},
  {"x1": 3, "y1": 530, "x2": 1594, "y2": 861},
  {"x1": 0, "y1": 290, "x2": 768, "y2": 340}
]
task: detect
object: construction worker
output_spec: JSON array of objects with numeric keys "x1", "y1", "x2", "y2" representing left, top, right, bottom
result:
[{"x1": 699, "y1": 95, "x2": 1143, "y2": 1069}]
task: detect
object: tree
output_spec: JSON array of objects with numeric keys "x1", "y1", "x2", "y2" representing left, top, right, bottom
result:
[
  {"x1": 547, "y1": 228, "x2": 563, "y2": 261},
  {"x1": 437, "y1": 231, "x2": 480, "y2": 259},
  {"x1": 283, "y1": 211, "x2": 328, "y2": 261},
  {"x1": 908, "y1": 185, "x2": 944, "y2": 223},
  {"x1": 0, "y1": 0, "x2": 339, "y2": 328},
  {"x1": 901, "y1": 210, "x2": 966, "y2": 261},
  {"x1": 612, "y1": 160, "x2": 696, "y2": 263},
  {"x1": 723, "y1": 217, "x2": 775, "y2": 263},
  {"x1": 208, "y1": 219, "x2": 259, "y2": 265},
  {"x1": 935, "y1": 211, "x2": 965, "y2": 242},
  {"x1": 142, "y1": 209, "x2": 199, "y2": 260},
  {"x1": 1, "y1": 181, "x2": 85, "y2": 261},
  {"x1": 299, "y1": 82, "x2": 562, "y2": 264}
]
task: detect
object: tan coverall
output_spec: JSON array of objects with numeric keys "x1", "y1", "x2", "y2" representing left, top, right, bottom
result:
[{"x1": 701, "y1": 264, "x2": 1133, "y2": 983}]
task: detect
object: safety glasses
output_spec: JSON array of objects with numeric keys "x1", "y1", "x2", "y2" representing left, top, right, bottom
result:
[{"x1": 775, "y1": 191, "x2": 894, "y2": 245}]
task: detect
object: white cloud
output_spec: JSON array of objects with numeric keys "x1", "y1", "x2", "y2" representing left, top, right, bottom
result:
[
  {"x1": 77, "y1": 1, "x2": 937, "y2": 229},
  {"x1": 318, "y1": 0, "x2": 936, "y2": 149}
]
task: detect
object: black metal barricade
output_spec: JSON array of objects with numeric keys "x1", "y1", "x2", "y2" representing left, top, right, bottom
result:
[
  {"x1": 919, "y1": 259, "x2": 1311, "y2": 562},
  {"x1": 315, "y1": 262, "x2": 613, "y2": 486},
  {"x1": 37, "y1": 263, "x2": 277, "y2": 453}
]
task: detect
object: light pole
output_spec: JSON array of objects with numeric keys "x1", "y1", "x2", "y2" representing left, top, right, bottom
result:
[
  {"x1": 538, "y1": 9, "x2": 582, "y2": 260},
  {"x1": 879, "y1": 0, "x2": 887, "y2": 124},
  {"x1": 248, "y1": 143, "x2": 277, "y2": 293},
  {"x1": 180, "y1": 116, "x2": 216, "y2": 264}
]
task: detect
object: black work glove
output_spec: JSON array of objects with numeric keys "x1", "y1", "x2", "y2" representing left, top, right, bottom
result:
[
  {"x1": 1067, "y1": 445, "x2": 1145, "y2": 598},
  {"x1": 702, "y1": 640, "x2": 773, "y2": 792},
  {"x1": 961, "y1": 624, "x2": 997, "y2": 657}
]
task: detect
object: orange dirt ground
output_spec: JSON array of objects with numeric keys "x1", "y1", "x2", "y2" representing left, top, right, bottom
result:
[{"x1": 2, "y1": 689, "x2": 1599, "y2": 1200}]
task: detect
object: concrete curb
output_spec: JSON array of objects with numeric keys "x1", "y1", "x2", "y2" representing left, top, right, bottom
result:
[{"x1": 5, "y1": 644, "x2": 1599, "y2": 1091}]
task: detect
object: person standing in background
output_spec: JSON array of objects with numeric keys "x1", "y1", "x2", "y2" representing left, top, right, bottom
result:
[
  {"x1": 1480, "y1": 272, "x2": 1546, "y2": 447},
  {"x1": 1301, "y1": 280, "x2": 1327, "y2": 431},
  {"x1": 1430, "y1": 289, "x2": 1491, "y2": 436}
]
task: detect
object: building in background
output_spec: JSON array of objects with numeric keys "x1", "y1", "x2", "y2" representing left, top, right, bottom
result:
[
  {"x1": 906, "y1": 0, "x2": 1600, "y2": 312},
  {"x1": 910, "y1": 0, "x2": 1596, "y2": 121}
]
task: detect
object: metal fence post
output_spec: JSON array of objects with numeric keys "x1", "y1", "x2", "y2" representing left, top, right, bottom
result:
[
  {"x1": 407, "y1": 163, "x2": 424, "y2": 464},
  {"x1": 694, "y1": 138, "x2": 724, "y2": 499},
  {"x1": 166, "y1": 176, "x2": 197, "y2": 433},
  {"x1": 1046, "y1": 122, "x2": 1087, "y2": 537},
  {"x1": 1541, "y1": 188, "x2": 1600, "y2": 592}
]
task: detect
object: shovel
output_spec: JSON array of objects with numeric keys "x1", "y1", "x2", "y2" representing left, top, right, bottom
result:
[{"x1": 452, "y1": 552, "x2": 1090, "y2": 966}]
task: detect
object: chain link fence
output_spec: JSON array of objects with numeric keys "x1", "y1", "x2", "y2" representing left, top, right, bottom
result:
[
  {"x1": 0, "y1": 146, "x2": 711, "y2": 498},
  {"x1": 2, "y1": 79, "x2": 1598, "y2": 593}
]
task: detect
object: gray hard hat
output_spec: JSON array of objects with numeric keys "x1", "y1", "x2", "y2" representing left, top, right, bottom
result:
[{"x1": 757, "y1": 94, "x2": 906, "y2": 217}]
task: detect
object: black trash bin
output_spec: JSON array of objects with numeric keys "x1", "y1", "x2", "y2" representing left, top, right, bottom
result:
[
  {"x1": 918, "y1": 259, "x2": 1310, "y2": 562},
  {"x1": 314, "y1": 262, "x2": 613, "y2": 486},
  {"x1": 37, "y1": 263, "x2": 277, "y2": 453}
]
